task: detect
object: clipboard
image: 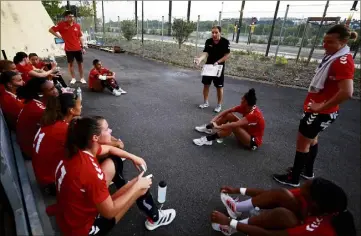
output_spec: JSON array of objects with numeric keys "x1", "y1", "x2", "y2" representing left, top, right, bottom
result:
[{"x1": 201, "y1": 64, "x2": 223, "y2": 77}]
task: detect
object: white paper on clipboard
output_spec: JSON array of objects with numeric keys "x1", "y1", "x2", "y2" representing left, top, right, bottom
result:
[{"x1": 201, "y1": 64, "x2": 223, "y2": 77}]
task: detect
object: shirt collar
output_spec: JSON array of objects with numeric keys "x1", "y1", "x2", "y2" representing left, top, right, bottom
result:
[{"x1": 5, "y1": 90, "x2": 16, "y2": 98}]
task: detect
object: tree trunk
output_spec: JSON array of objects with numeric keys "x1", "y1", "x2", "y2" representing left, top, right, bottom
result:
[
  {"x1": 187, "y1": 1, "x2": 191, "y2": 22},
  {"x1": 92, "y1": 0, "x2": 97, "y2": 32},
  {"x1": 168, "y1": 1, "x2": 172, "y2": 36},
  {"x1": 179, "y1": 42, "x2": 181, "y2": 49}
]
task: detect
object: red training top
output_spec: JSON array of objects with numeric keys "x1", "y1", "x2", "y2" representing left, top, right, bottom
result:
[
  {"x1": 304, "y1": 53, "x2": 355, "y2": 114},
  {"x1": 34, "y1": 61, "x2": 46, "y2": 70},
  {"x1": 232, "y1": 105, "x2": 266, "y2": 146},
  {"x1": 16, "y1": 63, "x2": 34, "y2": 83},
  {"x1": 51, "y1": 21, "x2": 82, "y2": 51},
  {"x1": 16, "y1": 99, "x2": 46, "y2": 158},
  {"x1": 55, "y1": 148, "x2": 109, "y2": 236},
  {"x1": 88, "y1": 67, "x2": 111, "y2": 89},
  {"x1": 32, "y1": 121, "x2": 69, "y2": 186},
  {"x1": 287, "y1": 188, "x2": 336, "y2": 236},
  {"x1": 0, "y1": 90, "x2": 24, "y2": 131}
]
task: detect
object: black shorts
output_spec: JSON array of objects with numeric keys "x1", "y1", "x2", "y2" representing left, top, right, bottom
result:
[
  {"x1": 298, "y1": 111, "x2": 338, "y2": 139},
  {"x1": 65, "y1": 50, "x2": 83, "y2": 63},
  {"x1": 88, "y1": 214, "x2": 116, "y2": 236},
  {"x1": 250, "y1": 136, "x2": 258, "y2": 151},
  {"x1": 202, "y1": 66, "x2": 225, "y2": 88}
]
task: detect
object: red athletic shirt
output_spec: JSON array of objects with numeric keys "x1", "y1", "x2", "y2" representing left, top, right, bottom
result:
[
  {"x1": 16, "y1": 99, "x2": 45, "y2": 158},
  {"x1": 232, "y1": 105, "x2": 265, "y2": 146},
  {"x1": 88, "y1": 67, "x2": 111, "y2": 89},
  {"x1": 51, "y1": 21, "x2": 82, "y2": 51},
  {"x1": 16, "y1": 63, "x2": 34, "y2": 83},
  {"x1": 0, "y1": 90, "x2": 24, "y2": 131},
  {"x1": 55, "y1": 148, "x2": 109, "y2": 236},
  {"x1": 34, "y1": 61, "x2": 46, "y2": 70},
  {"x1": 304, "y1": 53, "x2": 355, "y2": 114},
  {"x1": 287, "y1": 188, "x2": 336, "y2": 236},
  {"x1": 32, "y1": 121, "x2": 68, "y2": 186}
]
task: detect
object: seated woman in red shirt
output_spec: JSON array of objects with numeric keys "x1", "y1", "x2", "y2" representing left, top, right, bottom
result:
[
  {"x1": 16, "y1": 77, "x2": 59, "y2": 160},
  {"x1": 211, "y1": 177, "x2": 356, "y2": 236},
  {"x1": 88, "y1": 59, "x2": 127, "y2": 96},
  {"x1": 55, "y1": 116, "x2": 176, "y2": 235},
  {"x1": 13, "y1": 52, "x2": 57, "y2": 83},
  {"x1": 28, "y1": 53, "x2": 68, "y2": 88},
  {"x1": 0, "y1": 59, "x2": 18, "y2": 95},
  {"x1": 193, "y1": 88, "x2": 265, "y2": 150},
  {"x1": 0, "y1": 71, "x2": 24, "y2": 130}
]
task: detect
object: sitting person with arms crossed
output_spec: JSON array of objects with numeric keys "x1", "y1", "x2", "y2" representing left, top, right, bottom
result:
[
  {"x1": 55, "y1": 116, "x2": 176, "y2": 235},
  {"x1": 193, "y1": 88, "x2": 265, "y2": 150},
  {"x1": 14, "y1": 52, "x2": 58, "y2": 83},
  {"x1": 211, "y1": 177, "x2": 356, "y2": 236},
  {"x1": 29, "y1": 53, "x2": 68, "y2": 88},
  {"x1": 0, "y1": 71, "x2": 24, "y2": 130},
  {"x1": 16, "y1": 77, "x2": 59, "y2": 160},
  {"x1": 33, "y1": 93, "x2": 125, "y2": 196},
  {"x1": 88, "y1": 59, "x2": 127, "y2": 97}
]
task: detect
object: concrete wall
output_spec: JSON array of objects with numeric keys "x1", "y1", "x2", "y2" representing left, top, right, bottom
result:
[{"x1": 0, "y1": 1, "x2": 65, "y2": 60}]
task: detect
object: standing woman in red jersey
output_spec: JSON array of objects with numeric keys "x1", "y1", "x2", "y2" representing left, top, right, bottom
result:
[
  {"x1": 32, "y1": 92, "x2": 82, "y2": 195},
  {"x1": 55, "y1": 117, "x2": 176, "y2": 236},
  {"x1": 273, "y1": 25, "x2": 357, "y2": 187},
  {"x1": 16, "y1": 77, "x2": 59, "y2": 160},
  {"x1": 210, "y1": 178, "x2": 356, "y2": 236},
  {"x1": 0, "y1": 71, "x2": 24, "y2": 131}
]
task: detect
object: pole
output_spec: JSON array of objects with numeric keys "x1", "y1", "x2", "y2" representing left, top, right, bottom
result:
[
  {"x1": 141, "y1": 0, "x2": 144, "y2": 45},
  {"x1": 161, "y1": 16, "x2": 164, "y2": 58},
  {"x1": 168, "y1": 1, "x2": 172, "y2": 36},
  {"x1": 67, "y1": 1, "x2": 70, "y2": 10},
  {"x1": 101, "y1": 0, "x2": 105, "y2": 45},
  {"x1": 187, "y1": 1, "x2": 191, "y2": 22},
  {"x1": 135, "y1": 1, "x2": 138, "y2": 34},
  {"x1": 235, "y1": 1, "x2": 245, "y2": 43},
  {"x1": 296, "y1": 19, "x2": 309, "y2": 63},
  {"x1": 196, "y1": 15, "x2": 200, "y2": 56},
  {"x1": 265, "y1": 0, "x2": 280, "y2": 57},
  {"x1": 274, "y1": 4, "x2": 289, "y2": 62},
  {"x1": 118, "y1": 16, "x2": 121, "y2": 44},
  {"x1": 307, "y1": 0, "x2": 329, "y2": 65},
  {"x1": 218, "y1": 11, "x2": 222, "y2": 27}
]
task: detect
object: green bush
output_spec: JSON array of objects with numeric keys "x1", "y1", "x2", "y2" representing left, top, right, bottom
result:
[
  {"x1": 275, "y1": 56, "x2": 288, "y2": 66},
  {"x1": 172, "y1": 18, "x2": 196, "y2": 49},
  {"x1": 258, "y1": 39, "x2": 266, "y2": 44},
  {"x1": 121, "y1": 20, "x2": 137, "y2": 41}
]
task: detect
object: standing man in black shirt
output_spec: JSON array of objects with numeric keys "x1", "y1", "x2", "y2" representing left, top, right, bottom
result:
[{"x1": 194, "y1": 26, "x2": 231, "y2": 113}]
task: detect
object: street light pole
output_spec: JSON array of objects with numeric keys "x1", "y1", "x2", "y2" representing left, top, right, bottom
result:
[{"x1": 235, "y1": 1, "x2": 245, "y2": 44}]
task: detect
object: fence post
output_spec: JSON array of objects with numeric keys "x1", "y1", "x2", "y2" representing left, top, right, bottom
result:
[
  {"x1": 218, "y1": 11, "x2": 222, "y2": 27},
  {"x1": 101, "y1": 0, "x2": 105, "y2": 45},
  {"x1": 274, "y1": 4, "x2": 290, "y2": 63},
  {"x1": 296, "y1": 19, "x2": 309, "y2": 63},
  {"x1": 141, "y1": 0, "x2": 144, "y2": 56},
  {"x1": 235, "y1": 1, "x2": 245, "y2": 43},
  {"x1": 265, "y1": 0, "x2": 280, "y2": 57},
  {"x1": 118, "y1": 16, "x2": 121, "y2": 45},
  {"x1": 196, "y1": 15, "x2": 200, "y2": 56},
  {"x1": 306, "y1": 0, "x2": 329, "y2": 65},
  {"x1": 161, "y1": 16, "x2": 164, "y2": 59}
]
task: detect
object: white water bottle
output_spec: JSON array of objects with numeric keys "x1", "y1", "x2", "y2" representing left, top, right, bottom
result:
[
  {"x1": 157, "y1": 181, "x2": 167, "y2": 204},
  {"x1": 77, "y1": 87, "x2": 82, "y2": 101}
]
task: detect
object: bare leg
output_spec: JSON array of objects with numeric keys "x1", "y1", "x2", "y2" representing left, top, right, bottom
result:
[
  {"x1": 216, "y1": 87, "x2": 223, "y2": 105},
  {"x1": 248, "y1": 207, "x2": 299, "y2": 230},
  {"x1": 68, "y1": 62, "x2": 75, "y2": 79},
  {"x1": 232, "y1": 126, "x2": 252, "y2": 148},
  {"x1": 100, "y1": 158, "x2": 116, "y2": 187},
  {"x1": 251, "y1": 189, "x2": 299, "y2": 214},
  {"x1": 203, "y1": 85, "x2": 210, "y2": 103},
  {"x1": 215, "y1": 113, "x2": 240, "y2": 125},
  {"x1": 244, "y1": 188, "x2": 267, "y2": 197},
  {"x1": 77, "y1": 61, "x2": 84, "y2": 79}
]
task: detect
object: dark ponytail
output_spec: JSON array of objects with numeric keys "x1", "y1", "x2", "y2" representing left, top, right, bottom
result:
[
  {"x1": 65, "y1": 117, "x2": 101, "y2": 159},
  {"x1": 310, "y1": 178, "x2": 356, "y2": 236},
  {"x1": 41, "y1": 93, "x2": 78, "y2": 126},
  {"x1": 332, "y1": 210, "x2": 356, "y2": 236},
  {"x1": 244, "y1": 88, "x2": 257, "y2": 106},
  {"x1": 16, "y1": 77, "x2": 48, "y2": 103}
]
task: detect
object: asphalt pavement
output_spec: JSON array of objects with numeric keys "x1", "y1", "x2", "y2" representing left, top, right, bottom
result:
[{"x1": 71, "y1": 49, "x2": 360, "y2": 236}]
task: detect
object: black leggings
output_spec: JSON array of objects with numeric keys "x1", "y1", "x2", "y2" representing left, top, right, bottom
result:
[
  {"x1": 108, "y1": 156, "x2": 159, "y2": 222},
  {"x1": 100, "y1": 79, "x2": 119, "y2": 92},
  {"x1": 53, "y1": 75, "x2": 68, "y2": 88}
]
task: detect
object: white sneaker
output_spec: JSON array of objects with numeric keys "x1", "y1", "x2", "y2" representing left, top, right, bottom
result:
[
  {"x1": 145, "y1": 209, "x2": 176, "y2": 231},
  {"x1": 195, "y1": 124, "x2": 213, "y2": 134},
  {"x1": 112, "y1": 90, "x2": 121, "y2": 97},
  {"x1": 70, "y1": 78, "x2": 76, "y2": 84},
  {"x1": 220, "y1": 193, "x2": 242, "y2": 219},
  {"x1": 193, "y1": 136, "x2": 212, "y2": 146},
  {"x1": 118, "y1": 88, "x2": 127, "y2": 94},
  {"x1": 199, "y1": 102, "x2": 209, "y2": 109},
  {"x1": 214, "y1": 105, "x2": 222, "y2": 113},
  {"x1": 211, "y1": 223, "x2": 237, "y2": 236},
  {"x1": 80, "y1": 78, "x2": 87, "y2": 84}
]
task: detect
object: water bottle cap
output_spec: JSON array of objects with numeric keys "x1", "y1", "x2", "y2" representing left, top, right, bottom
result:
[{"x1": 159, "y1": 181, "x2": 167, "y2": 187}]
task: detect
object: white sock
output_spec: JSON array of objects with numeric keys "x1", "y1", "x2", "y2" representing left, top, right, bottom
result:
[
  {"x1": 235, "y1": 198, "x2": 254, "y2": 212},
  {"x1": 239, "y1": 218, "x2": 249, "y2": 224},
  {"x1": 71, "y1": 78, "x2": 76, "y2": 80}
]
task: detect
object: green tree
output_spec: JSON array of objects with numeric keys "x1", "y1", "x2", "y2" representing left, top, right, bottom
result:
[
  {"x1": 172, "y1": 18, "x2": 196, "y2": 48},
  {"x1": 121, "y1": 20, "x2": 137, "y2": 41},
  {"x1": 42, "y1": 0, "x2": 64, "y2": 23}
]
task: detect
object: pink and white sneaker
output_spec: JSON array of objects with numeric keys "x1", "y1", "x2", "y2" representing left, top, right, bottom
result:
[
  {"x1": 212, "y1": 223, "x2": 237, "y2": 236},
  {"x1": 220, "y1": 193, "x2": 242, "y2": 219}
]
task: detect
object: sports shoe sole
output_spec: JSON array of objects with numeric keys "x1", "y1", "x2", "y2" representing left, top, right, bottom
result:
[
  {"x1": 220, "y1": 193, "x2": 240, "y2": 219},
  {"x1": 273, "y1": 176, "x2": 300, "y2": 187},
  {"x1": 145, "y1": 210, "x2": 176, "y2": 231},
  {"x1": 195, "y1": 127, "x2": 213, "y2": 134},
  {"x1": 193, "y1": 139, "x2": 212, "y2": 146}
]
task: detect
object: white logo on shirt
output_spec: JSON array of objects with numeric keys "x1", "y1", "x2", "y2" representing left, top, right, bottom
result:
[
  {"x1": 88, "y1": 156, "x2": 104, "y2": 180},
  {"x1": 306, "y1": 217, "x2": 323, "y2": 231}
]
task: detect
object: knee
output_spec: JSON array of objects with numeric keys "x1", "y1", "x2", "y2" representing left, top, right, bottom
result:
[
  {"x1": 109, "y1": 155, "x2": 123, "y2": 174},
  {"x1": 272, "y1": 207, "x2": 299, "y2": 227}
]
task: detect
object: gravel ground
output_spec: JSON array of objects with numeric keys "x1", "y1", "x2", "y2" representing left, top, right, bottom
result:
[{"x1": 107, "y1": 39, "x2": 361, "y2": 98}]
